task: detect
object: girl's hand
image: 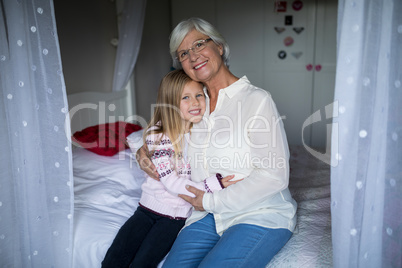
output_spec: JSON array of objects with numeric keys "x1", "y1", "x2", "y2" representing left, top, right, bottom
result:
[{"x1": 221, "y1": 175, "x2": 243, "y2": 188}]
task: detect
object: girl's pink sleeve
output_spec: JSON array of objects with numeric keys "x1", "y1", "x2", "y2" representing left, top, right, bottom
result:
[
  {"x1": 149, "y1": 133, "x2": 223, "y2": 197},
  {"x1": 154, "y1": 157, "x2": 223, "y2": 197}
]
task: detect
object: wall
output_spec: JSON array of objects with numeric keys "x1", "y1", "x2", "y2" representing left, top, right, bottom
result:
[
  {"x1": 55, "y1": 0, "x2": 172, "y2": 122},
  {"x1": 171, "y1": 0, "x2": 337, "y2": 147},
  {"x1": 54, "y1": 0, "x2": 118, "y2": 94},
  {"x1": 55, "y1": 0, "x2": 336, "y2": 146},
  {"x1": 134, "y1": 0, "x2": 173, "y2": 122}
]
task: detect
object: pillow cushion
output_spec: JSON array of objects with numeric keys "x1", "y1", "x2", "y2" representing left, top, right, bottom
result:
[
  {"x1": 72, "y1": 121, "x2": 142, "y2": 156},
  {"x1": 126, "y1": 129, "x2": 144, "y2": 155}
]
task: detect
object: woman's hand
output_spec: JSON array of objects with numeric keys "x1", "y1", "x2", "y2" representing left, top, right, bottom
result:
[
  {"x1": 136, "y1": 145, "x2": 159, "y2": 180},
  {"x1": 179, "y1": 186, "x2": 205, "y2": 211},
  {"x1": 221, "y1": 175, "x2": 243, "y2": 188}
]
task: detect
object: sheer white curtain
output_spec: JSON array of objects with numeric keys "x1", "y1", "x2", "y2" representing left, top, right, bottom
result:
[
  {"x1": 331, "y1": 0, "x2": 401, "y2": 267},
  {"x1": 112, "y1": 0, "x2": 147, "y2": 92},
  {"x1": 0, "y1": 0, "x2": 74, "y2": 267}
]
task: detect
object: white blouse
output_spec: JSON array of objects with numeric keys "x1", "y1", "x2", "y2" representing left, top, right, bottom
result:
[{"x1": 185, "y1": 76, "x2": 297, "y2": 235}]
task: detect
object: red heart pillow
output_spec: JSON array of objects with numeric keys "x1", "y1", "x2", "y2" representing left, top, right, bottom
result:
[{"x1": 72, "y1": 121, "x2": 142, "y2": 156}]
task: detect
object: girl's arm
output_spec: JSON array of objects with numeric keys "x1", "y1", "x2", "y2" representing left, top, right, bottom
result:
[
  {"x1": 155, "y1": 155, "x2": 227, "y2": 197},
  {"x1": 148, "y1": 133, "x2": 227, "y2": 197}
]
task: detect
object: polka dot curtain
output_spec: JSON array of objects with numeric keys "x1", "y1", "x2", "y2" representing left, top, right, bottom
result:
[
  {"x1": 0, "y1": 1, "x2": 73, "y2": 267},
  {"x1": 331, "y1": 0, "x2": 401, "y2": 267}
]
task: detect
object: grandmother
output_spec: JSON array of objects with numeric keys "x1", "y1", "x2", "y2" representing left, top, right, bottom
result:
[{"x1": 137, "y1": 17, "x2": 297, "y2": 267}]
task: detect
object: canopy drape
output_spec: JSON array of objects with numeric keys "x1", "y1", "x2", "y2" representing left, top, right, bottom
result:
[
  {"x1": 331, "y1": 0, "x2": 401, "y2": 267},
  {"x1": 112, "y1": 0, "x2": 147, "y2": 92},
  {"x1": 0, "y1": 0, "x2": 74, "y2": 267}
]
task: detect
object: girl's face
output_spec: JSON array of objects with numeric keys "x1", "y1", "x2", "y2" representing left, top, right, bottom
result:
[
  {"x1": 180, "y1": 81, "x2": 206, "y2": 132},
  {"x1": 177, "y1": 29, "x2": 224, "y2": 83}
]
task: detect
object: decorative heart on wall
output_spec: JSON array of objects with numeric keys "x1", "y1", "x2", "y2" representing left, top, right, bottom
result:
[
  {"x1": 291, "y1": 52, "x2": 303, "y2": 59},
  {"x1": 292, "y1": 0, "x2": 303, "y2": 11},
  {"x1": 274, "y1": 27, "x2": 286, "y2": 34},
  {"x1": 293, "y1": 27, "x2": 304, "y2": 34},
  {"x1": 284, "y1": 36, "x2": 294, "y2": 46}
]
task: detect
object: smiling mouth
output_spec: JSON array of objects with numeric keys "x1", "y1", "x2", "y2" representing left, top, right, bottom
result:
[
  {"x1": 189, "y1": 109, "x2": 201, "y2": 115},
  {"x1": 194, "y1": 61, "x2": 207, "y2": 70}
]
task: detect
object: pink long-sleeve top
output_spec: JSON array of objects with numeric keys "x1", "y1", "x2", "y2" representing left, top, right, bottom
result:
[{"x1": 138, "y1": 131, "x2": 223, "y2": 219}]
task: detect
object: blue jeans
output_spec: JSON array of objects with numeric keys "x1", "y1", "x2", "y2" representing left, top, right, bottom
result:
[
  {"x1": 102, "y1": 206, "x2": 185, "y2": 268},
  {"x1": 162, "y1": 213, "x2": 292, "y2": 268}
]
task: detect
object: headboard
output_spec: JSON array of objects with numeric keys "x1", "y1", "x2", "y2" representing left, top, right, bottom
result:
[{"x1": 67, "y1": 89, "x2": 131, "y2": 134}]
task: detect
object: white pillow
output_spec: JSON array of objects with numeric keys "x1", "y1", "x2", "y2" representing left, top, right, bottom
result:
[
  {"x1": 126, "y1": 129, "x2": 144, "y2": 155},
  {"x1": 73, "y1": 147, "x2": 146, "y2": 213}
]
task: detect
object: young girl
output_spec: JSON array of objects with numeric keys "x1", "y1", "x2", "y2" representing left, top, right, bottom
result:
[{"x1": 101, "y1": 70, "x2": 238, "y2": 268}]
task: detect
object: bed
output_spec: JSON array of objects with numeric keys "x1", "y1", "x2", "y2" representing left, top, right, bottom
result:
[{"x1": 68, "y1": 90, "x2": 332, "y2": 268}]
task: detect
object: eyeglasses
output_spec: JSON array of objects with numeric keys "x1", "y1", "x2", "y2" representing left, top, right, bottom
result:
[{"x1": 176, "y1": 38, "x2": 213, "y2": 62}]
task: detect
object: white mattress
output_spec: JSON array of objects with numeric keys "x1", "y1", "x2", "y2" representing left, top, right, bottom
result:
[
  {"x1": 72, "y1": 145, "x2": 332, "y2": 267},
  {"x1": 267, "y1": 146, "x2": 332, "y2": 267},
  {"x1": 72, "y1": 147, "x2": 146, "y2": 267}
]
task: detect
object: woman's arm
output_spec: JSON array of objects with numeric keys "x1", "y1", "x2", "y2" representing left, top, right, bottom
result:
[
  {"x1": 136, "y1": 145, "x2": 159, "y2": 180},
  {"x1": 179, "y1": 186, "x2": 205, "y2": 211},
  {"x1": 201, "y1": 94, "x2": 290, "y2": 213},
  {"x1": 179, "y1": 176, "x2": 242, "y2": 211}
]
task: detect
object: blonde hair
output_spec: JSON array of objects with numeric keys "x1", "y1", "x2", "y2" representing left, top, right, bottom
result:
[{"x1": 144, "y1": 69, "x2": 196, "y2": 156}]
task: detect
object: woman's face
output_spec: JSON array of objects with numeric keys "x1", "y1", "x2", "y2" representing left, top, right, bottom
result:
[{"x1": 177, "y1": 29, "x2": 223, "y2": 83}]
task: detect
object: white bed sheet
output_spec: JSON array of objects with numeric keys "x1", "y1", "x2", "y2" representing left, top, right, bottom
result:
[
  {"x1": 72, "y1": 147, "x2": 146, "y2": 268},
  {"x1": 72, "y1": 145, "x2": 332, "y2": 268},
  {"x1": 267, "y1": 146, "x2": 332, "y2": 267}
]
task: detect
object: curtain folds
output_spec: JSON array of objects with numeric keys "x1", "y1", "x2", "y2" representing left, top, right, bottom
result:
[
  {"x1": 112, "y1": 0, "x2": 147, "y2": 92},
  {"x1": 331, "y1": 0, "x2": 401, "y2": 267},
  {"x1": 0, "y1": 0, "x2": 74, "y2": 267}
]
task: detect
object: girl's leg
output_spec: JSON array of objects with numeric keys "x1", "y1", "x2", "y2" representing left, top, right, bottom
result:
[
  {"x1": 130, "y1": 216, "x2": 185, "y2": 267},
  {"x1": 101, "y1": 206, "x2": 154, "y2": 268},
  {"x1": 199, "y1": 224, "x2": 292, "y2": 268},
  {"x1": 162, "y1": 214, "x2": 220, "y2": 268}
]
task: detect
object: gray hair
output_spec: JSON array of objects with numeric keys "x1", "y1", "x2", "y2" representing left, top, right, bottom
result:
[{"x1": 169, "y1": 17, "x2": 230, "y2": 70}]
